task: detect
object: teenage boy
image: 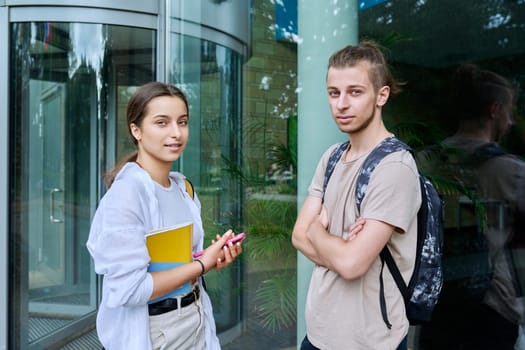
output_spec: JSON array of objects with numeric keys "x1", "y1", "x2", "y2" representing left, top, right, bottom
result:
[{"x1": 292, "y1": 41, "x2": 421, "y2": 350}]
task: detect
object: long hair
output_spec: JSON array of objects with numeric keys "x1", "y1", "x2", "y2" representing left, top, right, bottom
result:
[{"x1": 103, "y1": 82, "x2": 189, "y2": 188}]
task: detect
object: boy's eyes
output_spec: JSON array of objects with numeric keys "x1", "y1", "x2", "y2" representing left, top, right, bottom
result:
[{"x1": 328, "y1": 89, "x2": 362, "y2": 97}]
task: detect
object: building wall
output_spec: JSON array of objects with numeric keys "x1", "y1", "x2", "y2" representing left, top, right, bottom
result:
[{"x1": 243, "y1": 0, "x2": 297, "y2": 181}]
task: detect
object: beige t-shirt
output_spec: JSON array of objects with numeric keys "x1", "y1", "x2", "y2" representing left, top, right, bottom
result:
[{"x1": 305, "y1": 142, "x2": 421, "y2": 350}]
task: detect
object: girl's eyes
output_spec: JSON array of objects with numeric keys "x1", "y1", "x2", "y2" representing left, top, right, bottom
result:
[
  {"x1": 154, "y1": 118, "x2": 188, "y2": 126},
  {"x1": 328, "y1": 91, "x2": 340, "y2": 97}
]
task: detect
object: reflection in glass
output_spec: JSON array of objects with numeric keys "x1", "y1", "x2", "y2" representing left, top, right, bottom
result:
[
  {"x1": 359, "y1": 2, "x2": 525, "y2": 349},
  {"x1": 10, "y1": 22, "x2": 155, "y2": 348},
  {"x1": 169, "y1": 33, "x2": 242, "y2": 333},
  {"x1": 417, "y1": 64, "x2": 525, "y2": 350}
]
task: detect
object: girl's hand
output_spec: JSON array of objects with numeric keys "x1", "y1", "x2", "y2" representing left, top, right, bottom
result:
[
  {"x1": 215, "y1": 231, "x2": 243, "y2": 270},
  {"x1": 199, "y1": 230, "x2": 243, "y2": 271}
]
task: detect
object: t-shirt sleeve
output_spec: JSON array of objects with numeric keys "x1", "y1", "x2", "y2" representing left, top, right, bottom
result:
[{"x1": 360, "y1": 151, "x2": 422, "y2": 233}]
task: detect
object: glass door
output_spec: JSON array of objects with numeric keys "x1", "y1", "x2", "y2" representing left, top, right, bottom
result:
[
  {"x1": 10, "y1": 21, "x2": 155, "y2": 349},
  {"x1": 169, "y1": 31, "x2": 243, "y2": 335},
  {"x1": 27, "y1": 82, "x2": 74, "y2": 314}
]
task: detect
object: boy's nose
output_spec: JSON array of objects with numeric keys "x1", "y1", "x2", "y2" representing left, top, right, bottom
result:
[{"x1": 336, "y1": 94, "x2": 349, "y2": 109}]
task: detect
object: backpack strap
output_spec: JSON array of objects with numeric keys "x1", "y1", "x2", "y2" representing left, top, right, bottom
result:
[
  {"x1": 380, "y1": 246, "x2": 410, "y2": 329},
  {"x1": 322, "y1": 141, "x2": 350, "y2": 202},
  {"x1": 184, "y1": 178, "x2": 195, "y2": 200},
  {"x1": 183, "y1": 176, "x2": 207, "y2": 289},
  {"x1": 355, "y1": 136, "x2": 411, "y2": 209},
  {"x1": 355, "y1": 136, "x2": 412, "y2": 329},
  {"x1": 471, "y1": 142, "x2": 505, "y2": 163},
  {"x1": 379, "y1": 255, "x2": 393, "y2": 329}
]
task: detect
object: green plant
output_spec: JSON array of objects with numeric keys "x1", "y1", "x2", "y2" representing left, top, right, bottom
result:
[
  {"x1": 221, "y1": 154, "x2": 271, "y2": 192},
  {"x1": 244, "y1": 198, "x2": 297, "y2": 331},
  {"x1": 254, "y1": 271, "x2": 297, "y2": 332},
  {"x1": 221, "y1": 108, "x2": 298, "y2": 332}
]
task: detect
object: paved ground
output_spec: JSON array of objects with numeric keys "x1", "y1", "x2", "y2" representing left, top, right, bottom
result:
[
  {"x1": 222, "y1": 317, "x2": 296, "y2": 350},
  {"x1": 67, "y1": 323, "x2": 295, "y2": 350}
]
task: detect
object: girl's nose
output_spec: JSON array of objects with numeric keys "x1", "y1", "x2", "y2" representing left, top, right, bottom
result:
[{"x1": 170, "y1": 121, "x2": 181, "y2": 138}]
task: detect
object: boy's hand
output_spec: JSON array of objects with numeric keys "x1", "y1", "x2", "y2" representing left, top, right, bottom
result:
[{"x1": 343, "y1": 217, "x2": 365, "y2": 241}]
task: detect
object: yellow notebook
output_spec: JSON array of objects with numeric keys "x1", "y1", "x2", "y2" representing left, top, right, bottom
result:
[
  {"x1": 146, "y1": 222, "x2": 193, "y2": 262},
  {"x1": 146, "y1": 222, "x2": 193, "y2": 302}
]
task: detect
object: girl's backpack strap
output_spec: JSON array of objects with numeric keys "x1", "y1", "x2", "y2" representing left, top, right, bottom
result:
[{"x1": 184, "y1": 178, "x2": 194, "y2": 199}]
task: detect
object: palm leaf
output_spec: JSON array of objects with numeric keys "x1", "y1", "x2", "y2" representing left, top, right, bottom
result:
[{"x1": 254, "y1": 271, "x2": 297, "y2": 332}]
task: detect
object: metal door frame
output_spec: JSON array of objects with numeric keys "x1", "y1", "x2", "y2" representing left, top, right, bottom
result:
[
  {"x1": 4, "y1": 5, "x2": 158, "y2": 350},
  {"x1": 1, "y1": 5, "x2": 9, "y2": 350}
]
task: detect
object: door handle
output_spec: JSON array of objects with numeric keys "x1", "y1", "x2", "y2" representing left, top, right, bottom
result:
[{"x1": 50, "y1": 188, "x2": 64, "y2": 223}]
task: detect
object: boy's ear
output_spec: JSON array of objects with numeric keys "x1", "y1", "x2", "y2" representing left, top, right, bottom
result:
[
  {"x1": 376, "y1": 85, "x2": 390, "y2": 107},
  {"x1": 490, "y1": 102, "x2": 501, "y2": 120}
]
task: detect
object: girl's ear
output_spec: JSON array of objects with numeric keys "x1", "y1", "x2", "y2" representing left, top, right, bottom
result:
[
  {"x1": 376, "y1": 85, "x2": 390, "y2": 107},
  {"x1": 130, "y1": 123, "x2": 141, "y2": 141}
]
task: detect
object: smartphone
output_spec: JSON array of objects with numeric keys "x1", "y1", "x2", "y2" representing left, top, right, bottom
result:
[
  {"x1": 225, "y1": 232, "x2": 246, "y2": 246},
  {"x1": 193, "y1": 232, "x2": 246, "y2": 258}
]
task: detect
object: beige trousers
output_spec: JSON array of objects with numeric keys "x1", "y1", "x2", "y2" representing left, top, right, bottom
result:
[{"x1": 149, "y1": 298, "x2": 205, "y2": 350}]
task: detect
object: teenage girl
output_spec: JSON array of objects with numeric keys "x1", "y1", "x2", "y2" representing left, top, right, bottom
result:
[{"x1": 87, "y1": 81, "x2": 242, "y2": 350}]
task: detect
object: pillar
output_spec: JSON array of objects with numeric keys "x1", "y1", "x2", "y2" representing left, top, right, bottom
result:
[{"x1": 296, "y1": 0, "x2": 358, "y2": 345}]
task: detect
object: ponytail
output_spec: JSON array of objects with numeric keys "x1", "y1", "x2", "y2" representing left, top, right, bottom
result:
[{"x1": 103, "y1": 151, "x2": 138, "y2": 189}]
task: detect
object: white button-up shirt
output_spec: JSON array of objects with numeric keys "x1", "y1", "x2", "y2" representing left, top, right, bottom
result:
[{"x1": 87, "y1": 162, "x2": 220, "y2": 350}]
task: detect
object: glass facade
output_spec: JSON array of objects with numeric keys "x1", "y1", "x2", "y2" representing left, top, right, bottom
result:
[
  {"x1": 168, "y1": 34, "x2": 244, "y2": 333},
  {"x1": 1, "y1": 0, "x2": 525, "y2": 349},
  {"x1": 9, "y1": 21, "x2": 156, "y2": 348},
  {"x1": 5, "y1": 2, "x2": 248, "y2": 349},
  {"x1": 359, "y1": 2, "x2": 525, "y2": 349}
]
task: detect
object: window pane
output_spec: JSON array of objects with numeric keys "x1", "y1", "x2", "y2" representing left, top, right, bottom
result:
[
  {"x1": 9, "y1": 21, "x2": 155, "y2": 349},
  {"x1": 360, "y1": 2, "x2": 525, "y2": 349},
  {"x1": 169, "y1": 33, "x2": 243, "y2": 333}
]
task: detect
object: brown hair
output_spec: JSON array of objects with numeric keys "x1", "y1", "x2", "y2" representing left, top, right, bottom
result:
[
  {"x1": 327, "y1": 40, "x2": 402, "y2": 95},
  {"x1": 103, "y1": 82, "x2": 189, "y2": 188}
]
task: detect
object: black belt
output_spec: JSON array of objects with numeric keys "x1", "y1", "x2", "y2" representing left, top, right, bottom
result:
[{"x1": 148, "y1": 286, "x2": 200, "y2": 316}]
